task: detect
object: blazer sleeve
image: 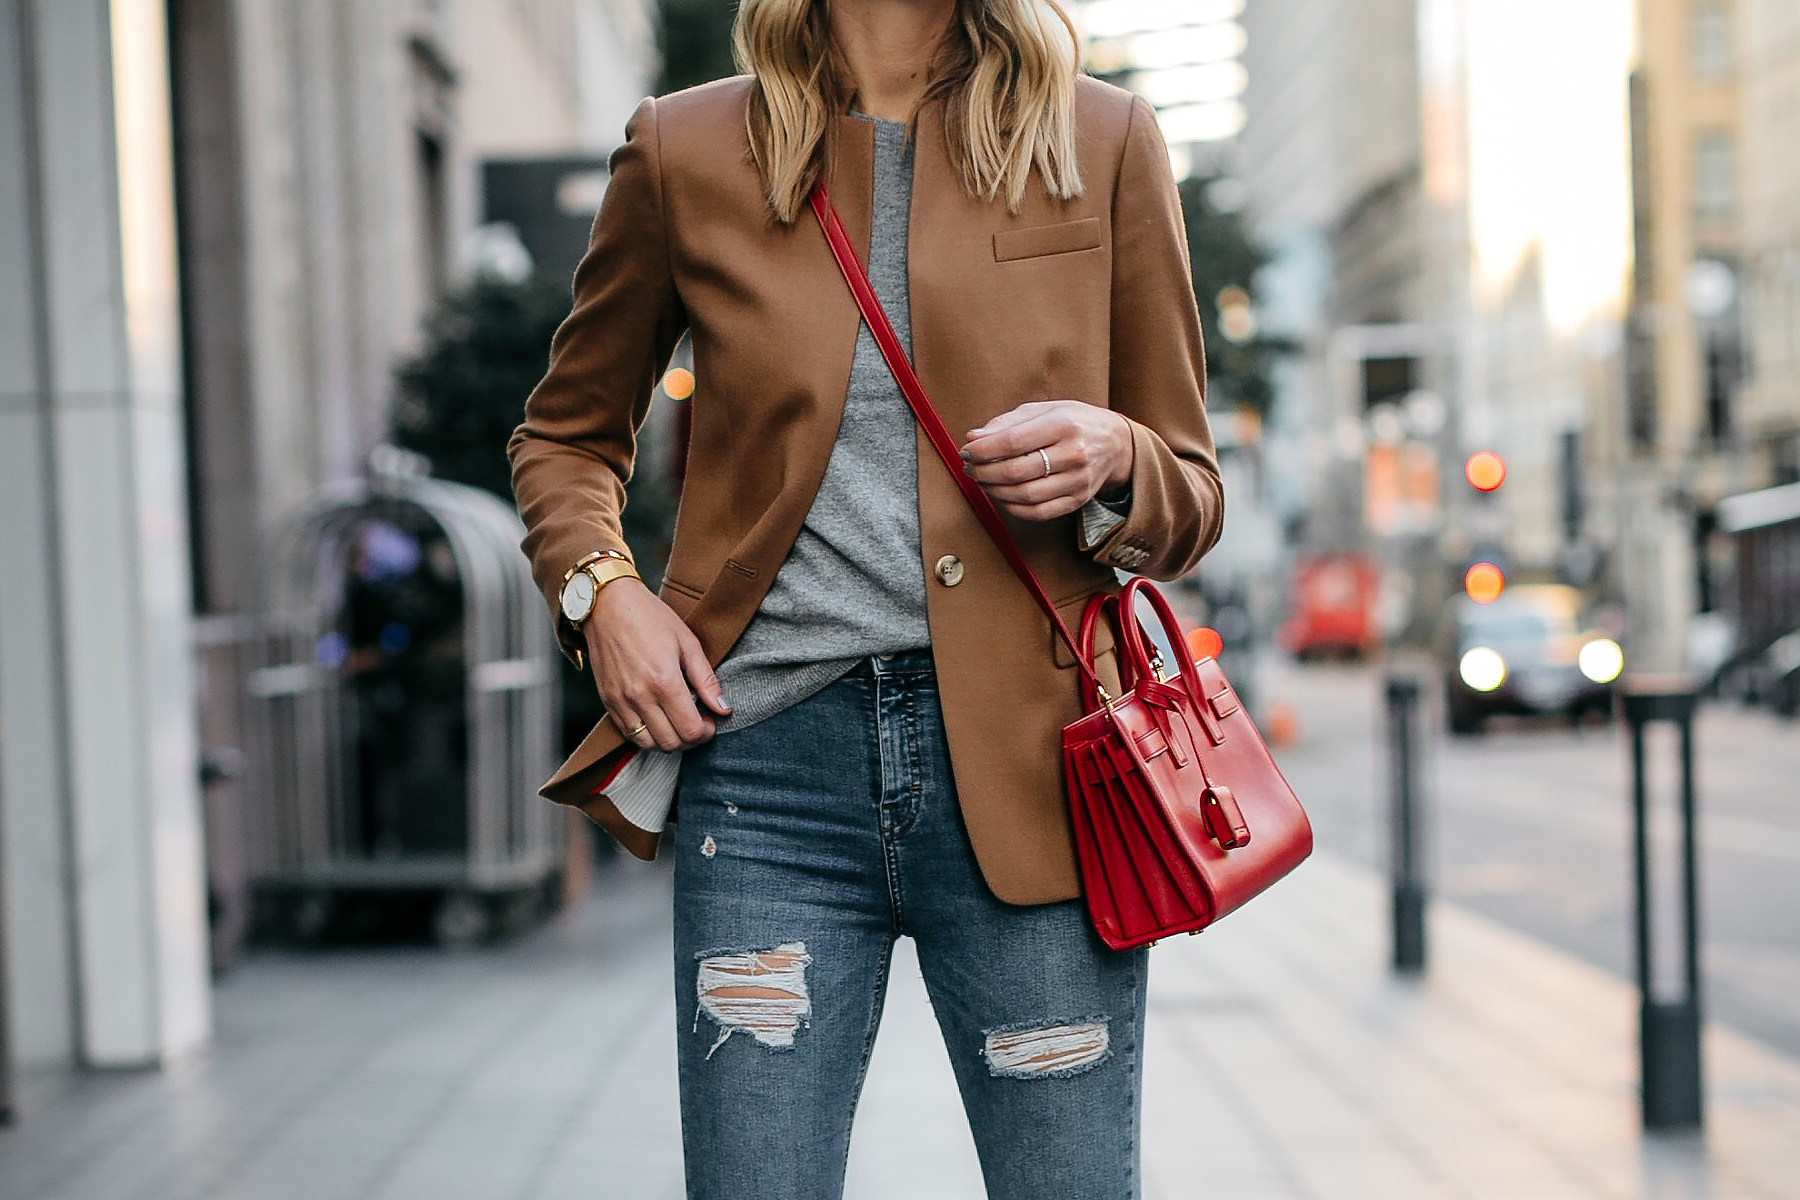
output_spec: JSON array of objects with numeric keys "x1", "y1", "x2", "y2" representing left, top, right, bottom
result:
[
  {"x1": 507, "y1": 96, "x2": 688, "y2": 664},
  {"x1": 1082, "y1": 94, "x2": 1225, "y2": 579}
]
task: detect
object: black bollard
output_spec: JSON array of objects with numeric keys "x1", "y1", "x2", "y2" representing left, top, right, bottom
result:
[
  {"x1": 1622, "y1": 679, "x2": 1704, "y2": 1132},
  {"x1": 1384, "y1": 674, "x2": 1427, "y2": 974}
]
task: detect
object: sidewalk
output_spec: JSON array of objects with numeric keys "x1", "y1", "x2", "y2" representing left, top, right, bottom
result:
[{"x1": 2, "y1": 848, "x2": 1796, "y2": 1200}]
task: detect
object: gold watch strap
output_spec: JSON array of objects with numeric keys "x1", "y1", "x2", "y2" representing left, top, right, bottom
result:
[
  {"x1": 581, "y1": 554, "x2": 640, "y2": 593},
  {"x1": 563, "y1": 552, "x2": 639, "y2": 672},
  {"x1": 562, "y1": 548, "x2": 632, "y2": 587}
]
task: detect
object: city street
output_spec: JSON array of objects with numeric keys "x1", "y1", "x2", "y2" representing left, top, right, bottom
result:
[
  {"x1": 1268, "y1": 659, "x2": 1800, "y2": 1059},
  {"x1": 6, "y1": 1, "x2": 1800, "y2": 1197},
  {"x1": 4, "y1": 657, "x2": 1799, "y2": 1199}
]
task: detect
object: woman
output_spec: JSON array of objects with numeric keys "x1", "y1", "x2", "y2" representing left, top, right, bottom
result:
[{"x1": 508, "y1": 0, "x2": 1222, "y2": 1195}]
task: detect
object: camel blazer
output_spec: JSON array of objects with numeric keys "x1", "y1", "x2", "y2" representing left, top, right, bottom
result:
[{"x1": 508, "y1": 75, "x2": 1223, "y2": 905}]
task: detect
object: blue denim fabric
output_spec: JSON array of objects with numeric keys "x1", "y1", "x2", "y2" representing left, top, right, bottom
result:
[{"x1": 672, "y1": 648, "x2": 1149, "y2": 1200}]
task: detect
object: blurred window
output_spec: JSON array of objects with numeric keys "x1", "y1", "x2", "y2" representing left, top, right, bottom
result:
[
  {"x1": 1461, "y1": 611, "x2": 1557, "y2": 646},
  {"x1": 1693, "y1": 132, "x2": 1736, "y2": 225},
  {"x1": 1691, "y1": 2, "x2": 1733, "y2": 80}
]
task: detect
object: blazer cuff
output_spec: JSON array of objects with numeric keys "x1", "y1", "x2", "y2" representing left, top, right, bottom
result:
[{"x1": 1077, "y1": 492, "x2": 1132, "y2": 551}]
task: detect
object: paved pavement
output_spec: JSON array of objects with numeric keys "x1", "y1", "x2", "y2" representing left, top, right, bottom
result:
[
  {"x1": 4, "y1": 839, "x2": 1798, "y2": 1199},
  {"x1": 1262, "y1": 660, "x2": 1800, "y2": 1060}
]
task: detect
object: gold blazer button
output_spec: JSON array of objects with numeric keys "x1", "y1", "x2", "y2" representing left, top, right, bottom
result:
[{"x1": 934, "y1": 555, "x2": 965, "y2": 587}]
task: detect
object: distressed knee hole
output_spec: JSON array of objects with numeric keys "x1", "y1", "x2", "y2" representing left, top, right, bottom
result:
[
  {"x1": 700, "y1": 835, "x2": 717, "y2": 858},
  {"x1": 981, "y1": 1019, "x2": 1111, "y2": 1079},
  {"x1": 694, "y1": 942, "x2": 812, "y2": 1057}
]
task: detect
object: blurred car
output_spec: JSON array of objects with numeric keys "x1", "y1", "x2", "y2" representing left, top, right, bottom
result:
[
  {"x1": 1440, "y1": 584, "x2": 1624, "y2": 734},
  {"x1": 1279, "y1": 552, "x2": 1380, "y2": 661}
]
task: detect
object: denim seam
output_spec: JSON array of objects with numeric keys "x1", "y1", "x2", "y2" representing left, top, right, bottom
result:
[
  {"x1": 891, "y1": 684, "x2": 924, "y2": 835},
  {"x1": 834, "y1": 937, "x2": 895, "y2": 1184},
  {"x1": 880, "y1": 828, "x2": 907, "y2": 931},
  {"x1": 873, "y1": 673, "x2": 913, "y2": 929},
  {"x1": 1127, "y1": 962, "x2": 1141, "y2": 1196}
]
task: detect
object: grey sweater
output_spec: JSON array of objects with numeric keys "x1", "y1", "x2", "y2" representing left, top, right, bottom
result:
[{"x1": 706, "y1": 115, "x2": 931, "y2": 732}]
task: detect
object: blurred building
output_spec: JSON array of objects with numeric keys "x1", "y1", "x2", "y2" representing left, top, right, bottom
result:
[
  {"x1": 1237, "y1": 0, "x2": 1432, "y2": 647},
  {"x1": 1615, "y1": 0, "x2": 1800, "y2": 663},
  {"x1": 1073, "y1": 0, "x2": 1248, "y2": 178},
  {"x1": 1615, "y1": 0, "x2": 1748, "y2": 660},
  {"x1": 1737, "y1": 0, "x2": 1800, "y2": 488},
  {"x1": 1, "y1": 0, "x2": 652, "y2": 1109},
  {"x1": 1239, "y1": 0, "x2": 1641, "y2": 646},
  {"x1": 1434, "y1": 0, "x2": 1635, "y2": 583}
]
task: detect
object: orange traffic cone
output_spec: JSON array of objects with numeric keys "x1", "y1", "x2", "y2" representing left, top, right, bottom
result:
[{"x1": 1263, "y1": 698, "x2": 1299, "y2": 748}]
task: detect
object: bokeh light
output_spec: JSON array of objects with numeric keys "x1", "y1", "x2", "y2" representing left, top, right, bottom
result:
[
  {"x1": 662, "y1": 367, "x2": 695, "y2": 401},
  {"x1": 1464, "y1": 451, "x2": 1506, "y2": 492},
  {"x1": 1459, "y1": 646, "x2": 1507, "y2": 692},
  {"x1": 1464, "y1": 562, "x2": 1505, "y2": 604},
  {"x1": 1187, "y1": 626, "x2": 1224, "y2": 661}
]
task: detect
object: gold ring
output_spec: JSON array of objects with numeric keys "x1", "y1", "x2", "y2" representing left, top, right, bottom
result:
[
  {"x1": 625, "y1": 721, "x2": 649, "y2": 739},
  {"x1": 1038, "y1": 448, "x2": 1053, "y2": 478}
]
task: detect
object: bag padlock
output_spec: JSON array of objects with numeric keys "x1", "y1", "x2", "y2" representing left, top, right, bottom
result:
[{"x1": 1202, "y1": 785, "x2": 1251, "y2": 849}]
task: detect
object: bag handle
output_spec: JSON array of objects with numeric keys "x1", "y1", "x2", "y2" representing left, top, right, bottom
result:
[
  {"x1": 1114, "y1": 576, "x2": 1217, "y2": 723},
  {"x1": 1077, "y1": 592, "x2": 1151, "y2": 714},
  {"x1": 809, "y1": 185, "x2": 1109, "y2": 702}
]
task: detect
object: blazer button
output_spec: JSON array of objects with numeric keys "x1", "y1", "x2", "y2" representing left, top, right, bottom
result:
[{"x1": 934, "y1": 554, "x2": 965, "y2": 587}]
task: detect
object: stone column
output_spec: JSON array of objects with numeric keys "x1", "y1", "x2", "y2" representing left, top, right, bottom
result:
[{"x1": 0, "y1": 0, "x2": 210, "y2": 1073}]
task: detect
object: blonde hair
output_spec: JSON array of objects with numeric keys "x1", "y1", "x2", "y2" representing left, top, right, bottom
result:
[{"x1": 734, "y1": 0, "x2": 1084, "y2": 223}]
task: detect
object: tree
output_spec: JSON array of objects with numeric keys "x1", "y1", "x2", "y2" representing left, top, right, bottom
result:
[
  {"x1": 390, "y1": 275, "x2": 680, "y2": 756},
  {"x1": 391, "y1": 275, "x2": 574, "y2": 502},
  {"x1": 657, "y1": 0, "x2": 739, "y2": 94},
  {"x1": 1176, "y1": 174, "x2": 1292, "y2": 422},
  {"x1": 390, "y1": 275, "x2": 676, "y2": 578}
]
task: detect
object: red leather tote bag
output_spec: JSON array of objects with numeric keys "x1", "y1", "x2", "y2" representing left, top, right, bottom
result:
[{"x1": 1064, "y1": 579, "x2": 1312, "y2": 949}]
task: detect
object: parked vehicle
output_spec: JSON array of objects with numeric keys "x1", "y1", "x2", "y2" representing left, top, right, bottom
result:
[
  {"x1": 1717, "y1": 482, "x2": 1800, "y2": 718},
  {"x1": 1279, "y1": 552, "x2": 1380, "y2": 661},
  {"x1": 1439, "y1": 585, "x2": 1623, "y2": 734}
]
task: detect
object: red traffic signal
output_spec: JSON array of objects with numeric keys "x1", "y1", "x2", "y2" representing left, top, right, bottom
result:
[
  {"x1": 1464, "y1": 451, "x2": 1506, "y2": 492},
  {"x1": 1464, "y1": 562, "x2": 1505, "y2": 604}
]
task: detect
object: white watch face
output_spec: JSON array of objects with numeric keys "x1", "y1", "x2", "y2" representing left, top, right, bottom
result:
[{"x1": 560, "y1": 570, "x2": 597, "y2": 622}]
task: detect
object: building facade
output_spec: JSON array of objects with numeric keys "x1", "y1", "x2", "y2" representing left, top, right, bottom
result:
[
  {"x1": 1737, "y1": 0, "x2": 1800, "y2": 488},
  {"x1": 0, "y1": 0, "x2": 654, "y2": 1110}
]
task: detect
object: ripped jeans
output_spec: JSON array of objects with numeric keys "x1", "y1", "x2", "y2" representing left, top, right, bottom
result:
[{"x1": 672, "y1": 648, "x2": 1148, "y2": 1200}]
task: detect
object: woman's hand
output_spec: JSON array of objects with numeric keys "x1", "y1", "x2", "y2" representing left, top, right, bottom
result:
[
  {"x1": 582, "y1": 578, "x2": 732, "y2": 752},
  {"x1": 960, "y1": 401, "x2": 1135, "y2": 521}
]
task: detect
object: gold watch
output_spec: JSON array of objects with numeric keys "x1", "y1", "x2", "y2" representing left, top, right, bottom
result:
[{"x1": 559, "y1": 550, "x2": 639, "y2": 628}]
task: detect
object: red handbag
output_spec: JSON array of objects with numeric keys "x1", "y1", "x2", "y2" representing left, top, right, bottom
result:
[
  {"x1": 1063, "y1": 579, "x2": 1313, "y2": 948},
  {"x1": 811, "y1": 187, "x2": 1312, "y2": 950}
]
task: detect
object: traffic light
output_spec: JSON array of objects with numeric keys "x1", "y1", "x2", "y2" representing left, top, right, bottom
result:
[
  {"x1": 1462, "y1": 451, "x2": 1507, "y2": 604},
  {"x1": 1464, "y1": 450, "x2": 1505, "y2": 492},
  {"x1": 1464, "y1": 561, "x2": 1505, "y2": 604}
]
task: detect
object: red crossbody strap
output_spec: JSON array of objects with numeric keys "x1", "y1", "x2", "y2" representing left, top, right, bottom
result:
[{"x1": 808, "y1": 186, "x2": 1105, "y2": 698}]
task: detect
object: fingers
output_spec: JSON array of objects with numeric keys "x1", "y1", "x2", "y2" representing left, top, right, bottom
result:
[
  {"x1": 993, "y1": 493, "x2": 1088, "y2": 522},
  {"x1": 963, "y1": 403, "x2": 1134, "y2": 520},
  {"x1": 679, "y1": 632, "x2": 733, "y2": 718},
  {"x1": 979, "y1": 470, "x2": 1075, "y2": 506},
  {"x1": 593, "y1": 607, "x2": 726, "y2": 753},
  {"x1": 611, "y1": 679, "x2": 717, "y2": 752},
  {"x1": 967, "y1": 448, "x2": 1079, "y2": 489},
  {"x1": 963, "y1": 402, "x2": 1049, "y2": 440},
  {"x1": 962, "y1": 410, "x2": 1068, "y2": 467}
]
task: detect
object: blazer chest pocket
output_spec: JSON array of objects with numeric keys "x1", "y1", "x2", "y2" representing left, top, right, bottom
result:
[{"x1": 993, "y1": 217, "x2": 1103, "y2": 263}]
